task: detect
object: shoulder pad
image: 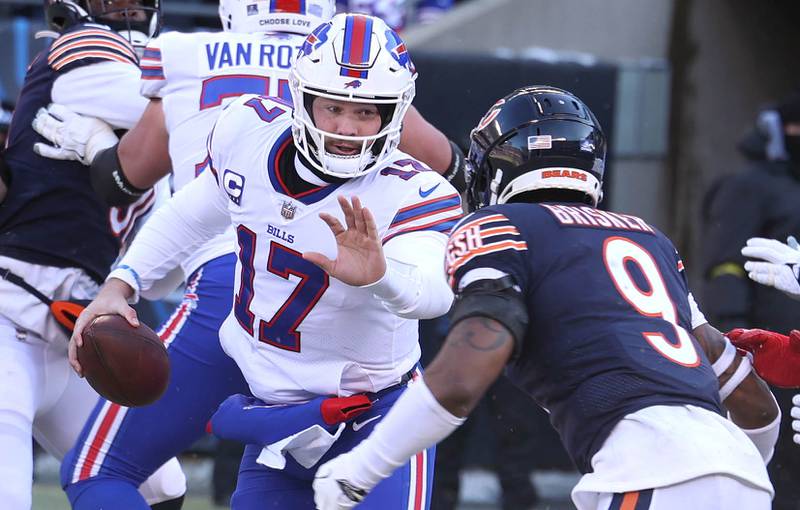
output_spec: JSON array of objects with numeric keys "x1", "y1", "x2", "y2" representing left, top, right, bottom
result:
[{"x1": 48, "y1": 25, "x2": 138, "y2": 73}]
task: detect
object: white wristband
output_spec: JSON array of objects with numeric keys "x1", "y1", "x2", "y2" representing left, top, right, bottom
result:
[
  {"x1": 712, "y1": 337, "x2": 737, "y2": 377},
  {"x1": 719, "y1": 354, "x2": 752, "y2": 401}
]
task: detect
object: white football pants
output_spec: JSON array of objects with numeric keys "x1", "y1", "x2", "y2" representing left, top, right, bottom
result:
[
  {"x1": 590, "y1": 474, "x2": 771, "y2": 510},
  {"x1": 0, "y1": 255, "x2": 185, "y2": 509}
]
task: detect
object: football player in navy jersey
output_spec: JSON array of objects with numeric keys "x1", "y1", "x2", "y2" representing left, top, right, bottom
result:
[
  {"x1": 313, "y1": 86, "x2": 782, "y2": 510},
  {"x1": 0, "y1": 0, "x2": 186, "y2": 508}
]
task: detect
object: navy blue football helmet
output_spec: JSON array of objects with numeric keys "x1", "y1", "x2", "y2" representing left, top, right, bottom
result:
[
  {"x1": 44, "y1": 0, "x2": 161, "y2": 50},
  {"x1": 467, "y1": 86, "x2": 606, "y2": 210}
]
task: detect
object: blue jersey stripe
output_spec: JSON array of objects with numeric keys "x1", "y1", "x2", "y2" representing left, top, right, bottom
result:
[{"x1": 390, "y1": 194, "x2": 461, "y2": 227}]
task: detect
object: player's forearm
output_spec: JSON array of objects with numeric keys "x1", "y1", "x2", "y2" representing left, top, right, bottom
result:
[
  {"x1": 425, "y1": 316, "x2": 515, "y2": 416},
  {"x1": 116, "y1": 171, "x2": 229, "y2": 300},
  {"x1": 365, "y1": 231, "x2": 453, "y2": 319},
  {"x1": 344, "y1": 378, "x2": 465, "y2": 491},
  {"x1": 693, "y1": 323, "x2": 780, "y2": 461},
  {"x1": 344, "y1": 316, "x2": 511, "y2": 490},
  {"x1": 117, "y1": 99, "x2": 172, "y2": 189}
]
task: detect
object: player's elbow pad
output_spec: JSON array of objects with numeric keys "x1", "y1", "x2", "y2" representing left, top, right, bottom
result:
[
  {"x1": 90, "y1": 143, "x2": 148, "y2": 206},
  {"x1": 450, "y1": 276, "x2": 529, "y2": 352}
]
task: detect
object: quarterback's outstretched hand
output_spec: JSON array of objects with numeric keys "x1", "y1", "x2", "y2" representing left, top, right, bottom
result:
[
  {"x1": 792, "y1": 394, "x2": 800, "y2": 445},
  {"x1": 32, "y1": 103, "x2": 118, "y2": 165},
  {"x1": 741, "y1": 237, "x2": 800, "y2": 298},
  {"x1": 727, "y1": 328, "x2": 800, "y2": 388},
  {"x1": 313, "y1": 453, "x2": 369, "y2": 510},
  {"x1": 304, "y1": 195, "x2": 386, "y2": 286},
  {"x1": 69, "y1": 278, "x2": 137, "y2": 376}
]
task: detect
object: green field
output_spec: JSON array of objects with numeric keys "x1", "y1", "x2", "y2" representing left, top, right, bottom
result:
[{"x1": 33, "y1": 483, "x2": 222, "y2": 510}]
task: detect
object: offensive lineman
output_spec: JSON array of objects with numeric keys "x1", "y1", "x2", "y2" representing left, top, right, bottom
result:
[
  {"x1": 69, "y1": 13, "x2": 458, "y2": 509},
  {"x1": 312, "y1": 87, "x2": 780, "y2": 510},
  {"x1": 0, "y1": 0, "x2": 185, "y2": 508}
]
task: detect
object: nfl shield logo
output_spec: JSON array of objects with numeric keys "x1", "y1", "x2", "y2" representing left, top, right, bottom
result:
[{"x1": 281, "y1": 200, "x2": 297, "y2": 220}]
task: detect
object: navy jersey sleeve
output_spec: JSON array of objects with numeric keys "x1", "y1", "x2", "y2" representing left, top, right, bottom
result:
[
  {"x1": 445, "y1": 208, "x2": 529, "y2": 292},
  {"x1": 47, "y1": 24, "x2": 139, "y2": 74}
]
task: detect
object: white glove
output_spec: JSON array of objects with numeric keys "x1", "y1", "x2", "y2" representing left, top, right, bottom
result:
[
  {"x1": 32, "y1": 103, "x2": 118, "y2": 165},
  {"x1": 741, "y1": 237, "x2": 800, "y2": 299},
  {"x1": 313, "y1": 454, "x2": 369, "y2": 510},
  {"x1": 792, "y1": 394, "x2": 800, "y2": 446}
]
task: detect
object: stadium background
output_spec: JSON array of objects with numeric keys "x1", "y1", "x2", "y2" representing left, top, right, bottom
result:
[{"x1": 0, "y1": 0, "x2": 799, "y2": 508}]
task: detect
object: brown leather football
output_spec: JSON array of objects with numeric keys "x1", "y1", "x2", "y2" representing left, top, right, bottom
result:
[{"x1": 77, "y1": 314, "x2": 169, "y2": 407}]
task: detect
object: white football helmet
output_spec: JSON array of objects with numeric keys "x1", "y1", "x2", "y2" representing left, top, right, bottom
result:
[
  {"x1": 219, "y1": 0, "x2": 335, "y2": 35},
  {"x1": 289, "y1": 13, "x2": 417, "y2": 178}
]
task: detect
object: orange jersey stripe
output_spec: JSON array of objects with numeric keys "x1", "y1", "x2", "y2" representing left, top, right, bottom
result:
[
  {"x1": 49, "y1": 37, "x2": 135, "y2": 63},
  {"x1": 450, "y1": 213, "x2": 507, "y2": 238},
  {"x1": 448, "y1": 239, "x2": 527, "y2": 275},
  {"x1": 51, "y1": 50, "x2": 132, "y2": 70},
  {"x1": 53, "y1": 28, "x2": 133, "y2": 49}
]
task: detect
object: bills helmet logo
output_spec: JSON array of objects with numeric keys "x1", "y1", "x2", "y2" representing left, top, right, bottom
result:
[
  {"x1": 384, "y1": 29, "x2": 414, "y2": 72},
  {"x1": 344, "y1": 80, "x2": 362, "y2": 89},
  {"x1": 300, "y1": 22, "x2": 331, "y2": 57}
]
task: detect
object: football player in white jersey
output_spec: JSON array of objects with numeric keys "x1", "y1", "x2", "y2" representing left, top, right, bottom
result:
[
  {"x1": 0, "y1": 0, "x2": 186, "y2": 508},
  {"x1": 30, "y1": 1, "x2": 465, "y2": 509},
  {"x1": 58, "y1": 11, "x2": 458, "y2": 510}
]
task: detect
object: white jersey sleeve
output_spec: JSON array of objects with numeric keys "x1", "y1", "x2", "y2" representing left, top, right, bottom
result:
[
  {"x1": 49, "y1": 25, "x2": 146, "y2": 129},
  {"x1": 363, "y1": 168, "x2": 462, "y2": 318},
  {"x1": 365, "y1": 231, "x2": 453, "y2": 319},
  {"x1": 139, "y1": 35, "x2": 167, "y2": 98},
  {"x1": 114, "y1": 168, "x2": 230, "y2": 300}
]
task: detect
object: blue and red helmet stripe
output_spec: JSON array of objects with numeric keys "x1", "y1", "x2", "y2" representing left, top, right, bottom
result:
[
  {"x1": 340, "y1": 14, "x2": 373, "y2": 78},
  {"x1": 269, "y1": 0, "x2": 306, "y2": 13}
]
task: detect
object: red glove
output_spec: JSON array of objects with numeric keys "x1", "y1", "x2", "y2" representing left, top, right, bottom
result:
[
  {"x1": 320, "y1": 394, "x2": 372, "y2": 426},
  {"x1": 727, "y1": 328, "x2": 800, "y2": 388}
]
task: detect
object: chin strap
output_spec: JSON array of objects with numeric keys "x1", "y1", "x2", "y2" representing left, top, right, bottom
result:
[{"x1": 489, "y1": 169, "x2": 503, "y2": 205}]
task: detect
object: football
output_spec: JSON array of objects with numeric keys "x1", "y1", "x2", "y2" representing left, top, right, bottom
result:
[{"x1": 77, "y1": 314, "x2": 170, "y2": 407}]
